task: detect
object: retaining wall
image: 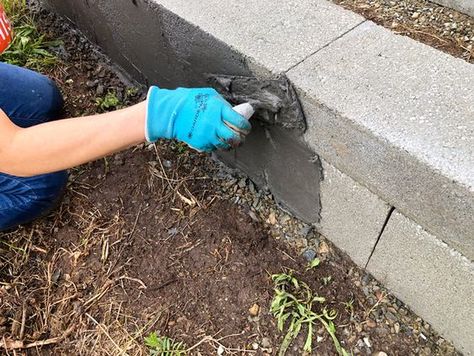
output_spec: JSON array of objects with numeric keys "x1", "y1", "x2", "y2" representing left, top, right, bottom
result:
[
  {"x1": 42, "y1": 0, "x2": 474, "y2": 353},
  {"x1": 431, "y1": 0, "x2": 474, "y2": 17}
]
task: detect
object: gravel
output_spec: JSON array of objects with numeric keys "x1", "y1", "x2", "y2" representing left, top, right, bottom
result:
[{"x1": 332, "y1": 0, "x2": 474, "y2": 63}]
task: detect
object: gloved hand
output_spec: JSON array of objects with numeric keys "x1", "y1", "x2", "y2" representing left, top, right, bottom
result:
[{"x1": 145, "y1": 86, "x2": 252, "y2": 152}]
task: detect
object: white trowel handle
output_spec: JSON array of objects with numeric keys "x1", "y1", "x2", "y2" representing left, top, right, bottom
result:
[{"x1": 233, "y1": 103, "x2": 255, "y2": 120}]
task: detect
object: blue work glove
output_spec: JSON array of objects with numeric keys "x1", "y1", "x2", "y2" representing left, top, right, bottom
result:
[{"x1": 145, "y1": 86, "x2": 251, "y2": 152}]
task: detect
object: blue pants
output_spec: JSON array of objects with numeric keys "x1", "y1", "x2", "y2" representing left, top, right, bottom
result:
[{"x1": 0, "y1": 62, "x2": 68, "y2": 231}]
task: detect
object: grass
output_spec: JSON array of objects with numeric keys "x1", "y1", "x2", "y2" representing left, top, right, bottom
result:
[
  {"x1": 0, "y1": 0, "x2": 61, "y2": 71},
  {"x1": 271, "y1": 269, "x2": 349, "y2": 356},
  {"x1": 145, "y1": 332, "x2": 187, "y2": 356}
]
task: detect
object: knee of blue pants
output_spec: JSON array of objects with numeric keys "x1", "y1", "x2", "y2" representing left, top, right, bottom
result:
[
  {"x1": 0, "y1": 62, "x2": 64, "y2": 127},
  {"x1": 0, "y1": 170, "x2": 68, "y2": 231}
]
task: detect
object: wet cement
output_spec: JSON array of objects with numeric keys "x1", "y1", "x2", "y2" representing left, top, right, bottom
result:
[{"x1": 209, "y1": 74, "x2": 307, "y2": 132}]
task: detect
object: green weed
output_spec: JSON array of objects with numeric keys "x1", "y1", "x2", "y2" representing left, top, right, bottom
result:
[
  {"x1": 96, "y1": 91, "x2": 121, "y2": 112},
  {"x1": 306, "y1": 257, "x2": 320, "y2": 270},
  {"x1": 271, "y1": 270, "x2": 349, "y2": 356},
  {"x1": 322, "y1": 276, "x2": 333, "y2": 286},
  {"x1": 342, "y1": 299, "x2": 355, "y2": 318},
  {"x1": 0, "y1": 0, "x2": 61, "y2": 71},
  {"x1": 145, "y1": 332, "x2": 187, "y2": 356}
]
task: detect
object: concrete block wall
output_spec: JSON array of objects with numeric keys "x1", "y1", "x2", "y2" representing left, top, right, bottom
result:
[
  {"x1": 43, "y1": 0, "x2": 474, "y2": 353},
  {"x1": 430, "y1": 0, "x2": 474, "y2": 17}
]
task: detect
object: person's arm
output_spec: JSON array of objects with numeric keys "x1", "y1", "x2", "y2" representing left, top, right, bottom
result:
[
  {"x1": 0, "y1": 102, "x2": 147, "y2": 177},
  {"x1": 0, "y1": 87, "x2": 252, "y2": 178}
]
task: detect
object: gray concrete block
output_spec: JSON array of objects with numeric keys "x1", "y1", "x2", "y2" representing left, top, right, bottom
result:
[
  {"x1": 367, "y1": 211, "x2": 474, "y2": 355},
  {"x1": 318, "y1": 160, "x2": 391, "y2": 267},
  {"x1": 218, "y1": 124, "x2": 322, "y2": 223},
  {"x1": 287, "y1": 21, "x2": 474, "y2": 260},
  {"x1": 44, "y1": 0, "x2": 254, "y2": 87},
  {"x1": 431, "y1": 0, "x2": 474, "y2": 17},
  {"x1": 154, "y1": 0, "x2": 364, "y2": 73}
]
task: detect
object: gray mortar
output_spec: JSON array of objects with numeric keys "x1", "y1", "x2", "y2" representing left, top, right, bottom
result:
[
  {"x1": 42, "y1": 0, "x2": 322, "y2": 222},
  {"x1": 218, "y1": 124, "x2": 321, "y2": 223},
  {"x1": 209, "y1": 74, "x2": 307, "y2": 132}
]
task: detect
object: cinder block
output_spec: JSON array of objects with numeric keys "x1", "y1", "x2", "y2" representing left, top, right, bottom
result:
[
  {"x1": 430, "y1": 0, "x2": 474, "y2": 17},
  {"x1": 43, "y1": 0, "x2": 254, "y2": 87},
  {"x1": 288, "y1": 21, "x2": 474, "y2": 259},
  {"x1": 154, "y1": 0, "x2": 364, "y2": 73},
  {"x1": 367, "y1": 211, "x2": 474, "y2": 355},
  {"x1": 318, "y1": 160, "x2": 391, "y2": 267}
]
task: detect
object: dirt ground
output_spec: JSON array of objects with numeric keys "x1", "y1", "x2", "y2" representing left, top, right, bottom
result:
[{"x1": 0, "y1": 4, "x2": 462, "y2": 356}]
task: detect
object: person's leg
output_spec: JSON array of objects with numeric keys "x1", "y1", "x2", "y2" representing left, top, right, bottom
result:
[{"x1": 0, "y1": 62, "x2": 68, "y2": 231}]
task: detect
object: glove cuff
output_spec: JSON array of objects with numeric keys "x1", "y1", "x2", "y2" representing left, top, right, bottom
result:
[{"x1": 145, "y1": 86, "x2": 176, "y2": 142}]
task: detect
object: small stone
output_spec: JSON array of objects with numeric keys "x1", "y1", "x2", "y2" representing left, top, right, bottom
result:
[
  {"x1": 249, "y1": 303, "x2": 260, "y2": 316},
  {"x1": 363, "y1": 337, "x2": 372, "y2": 348},
  {"x1": 261, "y1": 337, "x2": 271, "y2": 348},
  {"x1": 373, "y1": 352, "x2": 388, "y2": 356},
  {"x1": 366, "y1": 319, "x2": 377, "y2": 328},
  {"x1": 217, "y1": 345, "x2": 225, "y2": 355},
  {"x1": 394, "y1": 322, "x2": 400, "y2": 334},
  {"x1": 251, "y1": 342, "x2": 259, "y2": 350},
  {"x1": 86, "y1": 80, "x2": 98, "y2": 88},
  {"x1": 299, "y1": 225, "x2": 313, "y2": 237},
  {"x1": 163, "y1": 160, "x2": 172, "y2": 168},
  {"x1": 412, "y1": 12, "x2": 420, "y2": 19},
  {"x1": 96, "y1": 84, "x2": 105, "y2": 96},
  {"x1": 248, "y1": 211, "x2": 259, "y2": 222},
  {"x1": 318, "y1": 241, "x2": 330, "y2": 254},
  {"x1": 303, "y1": 248, "x2": 317, "y2": 262},
  {"x1": 268, "y1": 212, "x2": 277, "y2": 225}
]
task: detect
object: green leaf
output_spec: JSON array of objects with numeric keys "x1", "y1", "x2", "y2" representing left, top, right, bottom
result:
[{"x1": 307, "y1": 258, "x2": 321, "y2": 270}]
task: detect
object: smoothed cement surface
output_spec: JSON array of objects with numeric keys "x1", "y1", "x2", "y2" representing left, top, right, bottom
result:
[
  {"x1": 218, "y1": 124, "x2": 322, "y2": 223},
  {"x1": 288, "y1": 21, "x2": 474, "y2": 260},
  {"x1": 367, "y1": 211, "x2": 474, "y2": 355}
]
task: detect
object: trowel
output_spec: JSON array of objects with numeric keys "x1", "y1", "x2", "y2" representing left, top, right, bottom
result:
[{"x1": 210, "y1": 74, "x2": 307, "y2": 132}]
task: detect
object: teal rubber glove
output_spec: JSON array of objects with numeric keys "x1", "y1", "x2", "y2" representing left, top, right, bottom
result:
[{"x1": 145, "y1": 86, "x2": 252, "y2": 152}]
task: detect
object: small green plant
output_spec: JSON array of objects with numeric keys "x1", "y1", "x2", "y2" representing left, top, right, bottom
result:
[
  {"x1": 0, "y1": 0, "x2": 61, "y2": 71},
  {"x1": 322, "y1": 276, "x2": 332, "y2": 286},
  {"x1": 96, "y1": 91, "x2": 121, "y2": 111},
  {"x1": 271, "y1": 270, "x2": 349, "y2": 356},
  {"x1": 306, "y1": 257, "x2": 320, "y2": 271},
  {"x1": 342, "y1": 299, "x2": 355, "y2": 318},
  {"x1": 145, "y1": 332, "x2": 187, "y2": 356},
  {"x1": 174, "y1": 141, "x2": 188, "y2": 154}
]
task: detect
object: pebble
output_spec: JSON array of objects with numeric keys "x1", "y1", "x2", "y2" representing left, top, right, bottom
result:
[
  {"x1": 373, "y1": 352, "x2": 388, "y2": 356},
  {"x1": 366, "y1": 319, "x2": 377, "y2": 328},
  {"x1": 96, "y1": 84, "x2": 105, "y2": 96},
  {"x1": 261, "y1": 337, "x2": 271, "y2": 348},
  {"x1": 249, "y1": 303, "x2": 260, "y2": 316},
  {"x1": 363, "y1": 337, "x2": 372, "y2": 348},
  {"x1": 394, "y1": 322, "x2": 400, "y2": 334},
  {"x1": 302, "y1": 248, "x2": 317, "y2": 262}
]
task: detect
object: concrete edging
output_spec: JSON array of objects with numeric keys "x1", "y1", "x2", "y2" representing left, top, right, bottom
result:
[
  {"x1": 431, "y1": 0, "x2": 474, "y2": 17},
  {"x1": 42, "y1": 0, "x2": 474, "y2": 353}
]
